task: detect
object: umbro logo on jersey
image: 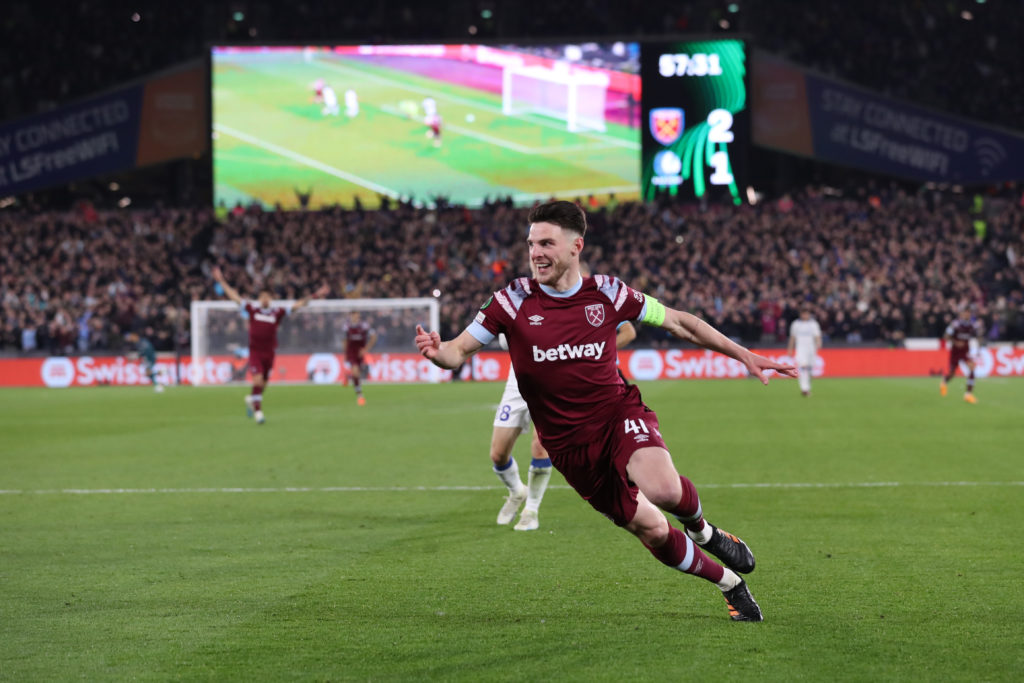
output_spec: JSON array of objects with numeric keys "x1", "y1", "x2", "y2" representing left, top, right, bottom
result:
[
  {"x1": 528, "y1": 315, "x2": 544, "y2": 326},
  {"x1": 532, "y1": 341, "x2": 606, "y2": 362}
]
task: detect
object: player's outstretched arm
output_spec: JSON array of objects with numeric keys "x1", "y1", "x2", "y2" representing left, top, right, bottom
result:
[
  {"x1": 415, "y1": 325, "x2": 483, "y2": 369},
  {"x1": 660, "y1": 306, "x2": 797, "y2": 385},
  {"x1": 211, "y1": 266, "x2": 243, "y2": 305},
  {"x1": 292, "y1": 284, "x2": 330, "y2": 311},
  {"x1": 616, "y1": 321, "x2": 637, "y2": 349}
]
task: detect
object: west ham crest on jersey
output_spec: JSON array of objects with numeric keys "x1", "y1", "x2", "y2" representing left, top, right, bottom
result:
[{"x1": 585, "y1": 304, "x2": 605, "y2": 327}]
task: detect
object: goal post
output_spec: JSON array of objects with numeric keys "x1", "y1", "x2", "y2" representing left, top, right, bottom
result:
[
  {"x1": 502, "y1": 64, "x2": 610, "y2": 133},
  {"x1": 189, "y1": 297, "x2": 441, "y2": 385}
]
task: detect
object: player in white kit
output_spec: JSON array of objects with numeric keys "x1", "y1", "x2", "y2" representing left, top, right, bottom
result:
[
  {"x1": 344, "y1": 89, "x2": 359, "y2": 117},
  {"x1": 787, "y1": 306, "x2": 822, "y2": 396},
  {"x1": 321, "y1": 85, "x2": 339, "y2": 116},
  {"x1": 489, "y1": 321, "x2": 637, "y2": 530}
]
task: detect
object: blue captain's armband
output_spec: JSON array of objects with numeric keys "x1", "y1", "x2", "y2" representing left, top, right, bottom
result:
[{"x1": 640, "y1": 295, "x2": 666, "y2": 326}]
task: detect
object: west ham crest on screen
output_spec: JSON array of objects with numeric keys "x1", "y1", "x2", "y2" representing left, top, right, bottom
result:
[
  {"x1": 585, "y1": 304, "x2": 605, "y2": 327},
  {"x1": 649, "y1": 107, "x2": 684, "y2": 146}
]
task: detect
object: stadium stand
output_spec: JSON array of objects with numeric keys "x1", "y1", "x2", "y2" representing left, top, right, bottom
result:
[
  {"x1": 2, "y1": 185, "x2": 1022, "y2": 355},
  {"x1": 1, "y1": 2, "x2": 1021, "y2": 356}
]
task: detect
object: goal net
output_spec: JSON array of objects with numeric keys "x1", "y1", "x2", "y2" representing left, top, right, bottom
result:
[
  {"x1": 502, "y1": 64, "x2": 610, "y2": 132},
  {"x1": 189, "y1": 297, "x2": 440, "y2": 385}
]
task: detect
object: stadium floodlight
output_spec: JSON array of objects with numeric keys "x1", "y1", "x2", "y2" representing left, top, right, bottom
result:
[
  {"x1": 190, "y1": 297, "x2": 441, "y2": 385},
  {"x1": 502, "y1": 63, "x2": 610, "y2": 133}
]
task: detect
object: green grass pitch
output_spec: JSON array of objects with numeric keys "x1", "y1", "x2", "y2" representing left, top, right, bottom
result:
[
  {"x1": 1, "y1": 378, "x2": 1022, "y2": 680},
  {"x1": 212, "y1": 53, "x2": 641, "y2": 209}
]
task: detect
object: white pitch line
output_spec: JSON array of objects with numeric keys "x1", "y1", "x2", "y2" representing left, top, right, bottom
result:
[
  {"x1": 378, "y1": 104, "x2": 620, "y2": 156},
  {"x1": 387, "y1": 115, "x2": 617, "y2": 155},
  {"x1": 309, "y1": 57, "x2": 641, "y2": 150},
  {"x1": 214, "y1": 122, "x2": 402, "y2": 199},
  {"x1": 436, "y1": 121, "x2": 625, "y2": 156},
  {"x1": 0, "y1": 482, "x2": 1021, "y2": 496}
]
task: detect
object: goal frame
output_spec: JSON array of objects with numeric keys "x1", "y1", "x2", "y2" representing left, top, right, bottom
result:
[
  {"x1": 501, "y1": 64, "x2": 610, "y2": 133},
  {"x1": 189, "y1": 297, "x2": 441, "y2": 385}
]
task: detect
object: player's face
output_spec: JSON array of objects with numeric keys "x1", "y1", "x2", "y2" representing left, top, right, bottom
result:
[
  {"x1": 258, "y1": 291, "x2": 272, "y2": 307},
  {"x1": 527, "y1": 222, "x2": 583, "y2": 289}
]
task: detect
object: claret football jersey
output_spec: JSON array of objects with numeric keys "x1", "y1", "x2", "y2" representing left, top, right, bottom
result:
[
  {"x1": 468, "y1": 275, "x2": 647, "y2": 452},
  {"x1": 945, "y1": 318, "x2": 982, "y2": 348},
  {"x1": 243, "y1": 301, "x2": 289, "y2": 353}
]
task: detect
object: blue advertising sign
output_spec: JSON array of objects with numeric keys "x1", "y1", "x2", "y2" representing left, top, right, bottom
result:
[
  {"x1": 803, "y1": 74, "x2": 1024, "y2": 184},
  {"x1": 0, "y1": 86, "x2": 143, "y2": 195}
]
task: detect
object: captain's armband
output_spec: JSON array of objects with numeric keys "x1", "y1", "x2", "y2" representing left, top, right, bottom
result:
[{"x1": 640, "y1": 295, "x2": 666, "y2": 327}]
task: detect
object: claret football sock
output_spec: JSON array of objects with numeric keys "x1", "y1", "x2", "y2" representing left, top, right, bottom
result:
[
  {"x1": 671, "y1": 476, "x2": 712, "y2": 542},
  {"x1": 644, "y1": 527, "x2": 726, "y2": 584},
  {"x1": 252, "y1": 386, "x2": 263, "y2": 411}
]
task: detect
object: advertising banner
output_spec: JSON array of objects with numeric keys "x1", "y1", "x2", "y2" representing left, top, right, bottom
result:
[
  {"x1": 0, "y1": 60, "x2": 206, "y2": 195},
  {"x1": 751, "y1": 51, "x2": 1024, "y2": 184},
  {"x1": 4, "y1": 347, "x2": 1024, "y2": 388}
]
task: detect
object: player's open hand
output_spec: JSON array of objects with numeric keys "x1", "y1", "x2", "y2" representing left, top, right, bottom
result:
[
  {"x1": 415, "y1": 325, "x2": 441, "y2": 359},
  {"x1": 314, "y1": 283, "x2": 330, "y2": 298},
  {"x1": 743, "y1": 351, "x2": 798, "y2": 385}
]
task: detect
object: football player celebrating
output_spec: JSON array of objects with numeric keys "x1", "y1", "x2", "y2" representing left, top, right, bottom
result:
[
  {"x1": 416, "y1": 200, "x2": 795, "y2": 621},
  {"x1": 941, "y1": 306, "x2": 984, "y2": 403},
  {"x1": 213, "y1": 267, "x2": 328, "y2": 424}
]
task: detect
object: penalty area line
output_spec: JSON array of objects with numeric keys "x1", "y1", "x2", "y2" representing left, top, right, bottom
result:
[
  {"x1": 213, "y1": 123, "x2": 402, "y2": 199},
  {"x1": 0, "y1": 481, "x2": 1021, "y2": 496}
]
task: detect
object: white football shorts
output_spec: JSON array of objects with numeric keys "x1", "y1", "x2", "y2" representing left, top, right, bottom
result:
[
  {"x1": 795, "y1": 352, "x2": 817, "y2": 368},
  {"x1": 493, "y1": 381, "x2": 531, "y2": 430}
]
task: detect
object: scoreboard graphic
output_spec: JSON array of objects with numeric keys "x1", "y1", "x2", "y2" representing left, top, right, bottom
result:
[{"x1": 641, "y1": 40, "x2": 748, "y2": 204}]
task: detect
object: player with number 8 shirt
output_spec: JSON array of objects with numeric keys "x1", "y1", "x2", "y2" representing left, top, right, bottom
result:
[{"x1": 415, "y1": 200, "x2": 796, "y2": 621}]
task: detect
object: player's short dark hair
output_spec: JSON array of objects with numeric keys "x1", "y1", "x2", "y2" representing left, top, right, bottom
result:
[{"x1": 528, "y1": 200, "x2": 587, "y2": 238}]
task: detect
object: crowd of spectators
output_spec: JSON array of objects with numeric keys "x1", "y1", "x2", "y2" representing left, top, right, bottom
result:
[
  {"x1": 2, "y1": 185, "x2": 1022, "y2": 356},
  {"x1": 2, "y1": 1, "x2": 1022, "y2": 131}
]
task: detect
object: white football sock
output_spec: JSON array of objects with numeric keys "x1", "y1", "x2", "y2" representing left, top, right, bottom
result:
[
  {"x1": 524, "y1": 464, "x2": 552, "y2": 513},
  {"x1": 493, "y1": 458, "x2": 525, "y2": 495},
  {"x1": 799, "y1": 367, "x2": 812, "y2": 393},
  {"x1": 717, "y1": 568, "x2": 742, "y2": 591},
  {"x1": 686, "y1": 523, "x2": 713, "y2": 545}
]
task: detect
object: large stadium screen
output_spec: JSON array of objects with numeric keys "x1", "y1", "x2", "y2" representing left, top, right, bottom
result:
[
  {"x1": 640, "y1": 39, "x2": 748, "y2": 205},
  {"x1": 211, "y1": 43, "x2": 641, "y2": 209}
]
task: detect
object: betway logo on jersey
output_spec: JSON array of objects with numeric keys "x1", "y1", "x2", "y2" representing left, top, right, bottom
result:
[
  {"x1": 253, "y1": 313, "x2": 277, "y2": 324},
  {"x1": 532, "y1": 341, "x2": 606, "y2": 362}
]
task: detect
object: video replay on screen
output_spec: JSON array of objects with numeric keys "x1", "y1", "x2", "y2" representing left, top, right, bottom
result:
[{"x1": 212, "y1": 42, "x2": 641, "y2": 210}]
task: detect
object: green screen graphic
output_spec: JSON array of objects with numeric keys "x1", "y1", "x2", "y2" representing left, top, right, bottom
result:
[
  {"x1": 212, "y1": 44, "x2": 641, "y2": 210},
  {"x1": 640, "y1": 40, "x2": 747, "y2": 204}
]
